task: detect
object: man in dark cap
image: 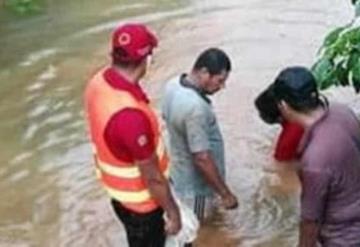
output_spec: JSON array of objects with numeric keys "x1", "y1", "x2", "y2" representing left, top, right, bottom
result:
[{"x1": 271, "y1": 66, "x2": 360, "y2": 246}]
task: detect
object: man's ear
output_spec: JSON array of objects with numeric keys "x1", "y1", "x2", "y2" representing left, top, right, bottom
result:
[
  {"x1": 278, "y1": 100, "x2": 296, "y2": 122},
  {"x1": 278, "y1": 100, "x2": 289, "y2": 114},
  {"x1": 199, "y1": 67, "x2": 210, "y2": 78},
  {"x1": 198, "y1": 67, "x2": 210, "y2": 85},
  {"x1": 278, "y1": 100, "x2": 285, "y2": 108}
]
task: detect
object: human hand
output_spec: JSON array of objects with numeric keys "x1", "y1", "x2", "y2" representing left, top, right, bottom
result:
[
  {"x1": 164, "y1": 210, "x2": 182, "y2": 235},
  {"x1": 221, "y1": 192, "x2": 238, "y2": 210}
]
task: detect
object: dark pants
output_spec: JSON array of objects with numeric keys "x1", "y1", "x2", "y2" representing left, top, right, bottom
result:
[{"x1": 111, "y1": 199, "x2": 166, "y2": 247}]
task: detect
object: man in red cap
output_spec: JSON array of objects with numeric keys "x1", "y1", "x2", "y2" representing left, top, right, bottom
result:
[{"x1": 84, "y1": 23, "x2": 181, "y2": 246}]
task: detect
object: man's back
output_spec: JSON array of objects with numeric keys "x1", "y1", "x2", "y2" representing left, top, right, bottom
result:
[
  {"x1": 300, "y1": 103, "x2": 360, "y2": 246},
  {"x1": 162, "y1": 75, "x2": 225, "y2": 197}
]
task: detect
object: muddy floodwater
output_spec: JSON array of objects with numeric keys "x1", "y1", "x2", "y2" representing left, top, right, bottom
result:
[{"x1": 0, "y1": 0, "x2": 353, "y2": 246}]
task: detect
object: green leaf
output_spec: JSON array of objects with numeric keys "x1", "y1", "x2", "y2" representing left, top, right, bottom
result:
[
  {"x1": 346, "y1": 27, "x2": 360, "y2": 45},
  {"x1": 323, "y1": 27, "x2": 345, "y2": 47},
  {"x1": 335, "y1": 61, "x2": 349, "y2": 86},
  {"x1": 333, "y1": 35, "x2": 349, "y2": 55},
  {"x1": 352, "y1": 59, "x2": 360, "y2": 80},
  {"x1": 348, "y1": 51, "x2": 360, "y2": 70},
  {"x1": 351, "y1": 58, "x2": 360, "y2": 93},
  {"x1": 353, "y1": 78, "x2": 360, "y2": 93},
  {"x1": 311, "y1": 57, "x2": 335, "y2": 90},
  {"x1": 4, "y1": 0, "x2": 41, "y2": 15},
  {"x1": 356, "y1": 1, "x2": 360, "y2": 17}
]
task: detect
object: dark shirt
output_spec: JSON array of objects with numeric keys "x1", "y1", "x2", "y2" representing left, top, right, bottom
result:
[{"x1": 298, "y1": 103, "x2": 360, "y2": 246}]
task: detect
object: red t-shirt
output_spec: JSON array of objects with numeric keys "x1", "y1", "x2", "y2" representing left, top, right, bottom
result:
[
  {"x1": 274, "y1": 121, "x2": 304, "y2": 161},
  {"x1": 103, "y1": 67, "x2": 155, "y2": 162}
]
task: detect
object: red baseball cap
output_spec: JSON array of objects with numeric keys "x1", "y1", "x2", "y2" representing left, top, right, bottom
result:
[{"x1": 111, "y1": 23, "x2": 158, "y2": 62}]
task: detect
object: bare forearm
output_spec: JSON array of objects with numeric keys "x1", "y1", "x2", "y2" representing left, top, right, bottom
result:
[
  {"x1": 138, "y1": 155, "x2": 179, "y2": 217},
  {"x1": 147, "y1": 175, "x2": 179, "y2": 216},
  {"x1": 299, "y1": 220, "x2": 319, "y2": 247},
  {"x1": 193, "y1": 151, "x2": 231, "y2": 197}
]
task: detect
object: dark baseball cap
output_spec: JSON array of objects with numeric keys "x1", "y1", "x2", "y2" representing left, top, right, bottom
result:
[{"x1": 272, "y1": 66, "x2": 318, "y2": 104}]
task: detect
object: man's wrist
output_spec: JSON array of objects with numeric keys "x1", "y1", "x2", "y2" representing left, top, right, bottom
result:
[
  {"x1": 219, "y1": 188, "x2": 232, "y2": 198},
  {"x1": 166, "y1": 206, "x2": 180, "y2": 219}
]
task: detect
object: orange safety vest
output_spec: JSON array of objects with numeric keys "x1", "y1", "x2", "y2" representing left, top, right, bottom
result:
[{"x1": 84, "y1": 69, "x2": 169, "y2": 213}]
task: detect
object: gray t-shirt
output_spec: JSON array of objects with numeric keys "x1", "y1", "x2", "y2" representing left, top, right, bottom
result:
[
  {"x1": 299, "y1": 103, "x2": 360, "y2": 246},
  {"x1": 161, "y1": 75, "x2": 225, "y2": 197}
]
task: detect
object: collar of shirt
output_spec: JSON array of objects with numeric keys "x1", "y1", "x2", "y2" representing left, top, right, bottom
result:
[
  {"x1": 103, "y1": 67, "x2": 150, "y2": 104},
  {"x1": 297, "y1": 105, "x2": 330, "y2": 156},
  {"x1": 180, "y1": 73, "x2": 212, "y2": 105}
]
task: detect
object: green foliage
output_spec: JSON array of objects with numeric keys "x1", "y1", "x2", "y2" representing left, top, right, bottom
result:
[
  {"x1": 356, "y1": 1, "x2": 360, "y2": 17},
  {"x1": 312, "y1": 23, "x2": 360, "y2": 93},
  {"x1": 4, "y1": 0, "x2": 41, "y2": 15},
  {"x1": 312, "y1": 57, "x2": 335, "y2": 89}
]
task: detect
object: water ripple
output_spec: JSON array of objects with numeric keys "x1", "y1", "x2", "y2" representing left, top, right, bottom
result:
[
  {"x1": 102, "y1": 3, "x2": 152, "y2": 16},
  {"x1": 19, "y1": 49, "x2": 59, "y2": 67}
]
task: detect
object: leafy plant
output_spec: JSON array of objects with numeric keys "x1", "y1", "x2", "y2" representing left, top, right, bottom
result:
[
  {"x1": 4, "y1": 0, "x2": 41, "y2": 15},
  {"x1": 312, "y1": 2, "x2": 360, "y2": 93}
]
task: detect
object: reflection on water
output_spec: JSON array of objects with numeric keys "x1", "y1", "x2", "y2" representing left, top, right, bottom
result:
[{"x1": 0, "y1": 0, "x2": 353, "y2": 246}]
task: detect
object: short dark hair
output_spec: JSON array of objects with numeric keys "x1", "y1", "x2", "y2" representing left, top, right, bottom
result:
[
  {"x1": 193, "y1": 48, "x2": 231, "y2": 75},
  {"x1": 111, "y1": 47, "x2": 143, "y2": 67},
  {"x1": 272, "y1": 66, "x2": 322, "y2": 112},
  {"x1": 255, "y1": 85, "x2": 281, "y2": 124}
]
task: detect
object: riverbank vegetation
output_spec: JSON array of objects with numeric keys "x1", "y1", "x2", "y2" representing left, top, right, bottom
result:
[
  {"x1": 3, "y1": 0, "x2": 42, "y2": 14},
  {"x1": 312, "y1": 0, "x2": 360, "y2": 93}
]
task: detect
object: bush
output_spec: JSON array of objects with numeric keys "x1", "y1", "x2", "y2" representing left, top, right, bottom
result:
[
  {"x1": 312, "y1": 1, "x2": 360, "y2": 93},
  {"x1": 4, "y1": 0, "x2": 41, "y2": 15}
]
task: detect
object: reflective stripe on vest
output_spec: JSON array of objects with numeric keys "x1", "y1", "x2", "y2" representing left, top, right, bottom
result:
[
  {"x1": 97, "y1": 158, "x2": 170, "y2": 180},
  {"x1": 85, "y1": 68, "x2": 169, "y2": 213}
]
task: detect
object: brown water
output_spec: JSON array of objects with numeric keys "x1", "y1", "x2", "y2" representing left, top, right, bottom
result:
[{"x1": 0, "y1": 0, "x2": 353, "y2": 246}]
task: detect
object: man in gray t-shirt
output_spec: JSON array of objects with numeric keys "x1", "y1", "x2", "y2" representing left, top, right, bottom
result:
[
  {"x1": 161, "y1": 48, "x2": 238, "y2": 227},
  {"x1": 271, "y1": 66, "x2": 360, "y2": 246}
]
